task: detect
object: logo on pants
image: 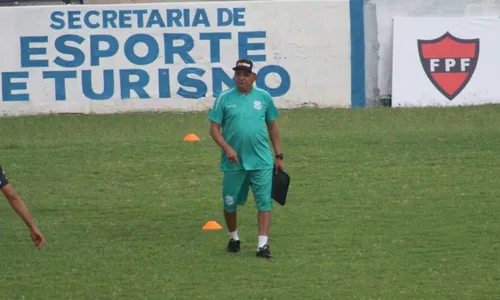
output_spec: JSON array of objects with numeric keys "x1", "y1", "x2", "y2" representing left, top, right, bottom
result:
[
  {"x1": 225, "y1": 195, "x2": 234, "y2": 206},
  {"x1": 418, "y1": 32, "x2": 479, "y2": 100}
]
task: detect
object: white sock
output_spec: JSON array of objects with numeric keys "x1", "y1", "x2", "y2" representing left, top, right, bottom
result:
[
  {"x1": 229, "y1": 230, "x2": 239, "y2": 241},
  {"x1": 257, "y1": 235, "x2": 268, "y2": 250}
]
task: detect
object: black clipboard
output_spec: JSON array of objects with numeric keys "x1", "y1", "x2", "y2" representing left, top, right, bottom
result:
[{"x1": 272, "y1": 168, "x2": 290, "y2": 206}]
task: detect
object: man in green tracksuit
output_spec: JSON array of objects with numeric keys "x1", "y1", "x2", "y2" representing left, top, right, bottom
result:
[{"x1": 209, "y1": 58, "x2": 285, "y2": 259}]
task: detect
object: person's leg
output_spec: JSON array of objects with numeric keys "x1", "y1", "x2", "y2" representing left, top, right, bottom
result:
[
  {"x1": 224, "y1": 210, "x2": 237, "y2": 234},
  {"x1": 222, "y1": 170, "x2": 250, "y2": 252},
  {"x1": 257, "y1": 211, "x2": 271, "y2": 245},
  {"x1": 250, "y1": 168, "x2": 274, "y2": 258}
]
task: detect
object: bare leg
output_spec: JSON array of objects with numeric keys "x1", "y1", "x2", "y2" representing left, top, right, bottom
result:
[
  {"x1": 224, "y1": 210, "x2": 237, "y2": 233},
  {"x1": 225, "y1": 210, "x2": 241, "y2": 252},
  {"x1": 258, "y1": 211, "x2": 271, "y2": 237},
  {"x1": 256, "y1": 211, "x2": 274, "y2": 258}
]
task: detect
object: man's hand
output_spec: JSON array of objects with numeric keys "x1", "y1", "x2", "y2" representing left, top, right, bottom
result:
[
  {"x1": 225, "y1": 147, "x2": 240, "y2": 165},
  {"x1": 267, "y1": 120, "x2": 283, "y2": 174},
  {"x1": 2, "y1": 184, "x2": 45, "y2": 248},
  {"x1": 275, "y1": 159, "x2": 285, "y2": 173},
  {"x1": 210, "y1": 121, "x2": 239, "y2": 165},
  {"x1": 210, "y1": 121, "x2": 240, "y2": 165},
  {"x1": 29, "y1": 226, "x2": 45, "y2": 248}
]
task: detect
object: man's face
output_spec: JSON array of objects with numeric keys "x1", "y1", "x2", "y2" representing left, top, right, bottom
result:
[{"x1": 234, "y1": 70, "x2": 256, "y2": 91}]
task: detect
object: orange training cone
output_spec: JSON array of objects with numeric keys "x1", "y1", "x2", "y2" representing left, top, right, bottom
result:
[
  {"x1": 202, "y1": 221, "x2": 223, "y2": 230},
  {"x1": 184, "y1": 133, "x2": 200, "y2": 142}
]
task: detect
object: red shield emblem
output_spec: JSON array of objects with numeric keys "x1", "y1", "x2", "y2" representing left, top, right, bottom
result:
[{"x1": 418, "y1": 32, "x2": 480, "y2": 100}]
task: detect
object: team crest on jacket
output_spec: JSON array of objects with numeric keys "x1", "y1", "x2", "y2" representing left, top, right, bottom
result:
[
  {"x1": 253, "y1": 100, "x2": 262, "y2": 110},
  {"x1": 418, "y1": 32, "x2": 479, "y2": 100}
]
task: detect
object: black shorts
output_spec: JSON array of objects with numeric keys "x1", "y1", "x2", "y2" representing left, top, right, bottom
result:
[{"x1": 0, "y1": 167, "x2": 9, "y2": 188}]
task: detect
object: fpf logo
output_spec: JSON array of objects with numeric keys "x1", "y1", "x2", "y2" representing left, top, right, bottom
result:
[{"x1": 418, "y1": 32, "x2": 480, "y2": 100}]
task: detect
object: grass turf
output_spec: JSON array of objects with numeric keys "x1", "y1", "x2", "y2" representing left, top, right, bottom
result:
[{"x1": 1, "y1": 105, "x2": 500, "y2": 299}]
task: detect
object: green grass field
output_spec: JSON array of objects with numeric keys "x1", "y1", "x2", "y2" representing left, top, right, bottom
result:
[{"x1": 1, "y1": 106, "x2": 500, "y2": 300}]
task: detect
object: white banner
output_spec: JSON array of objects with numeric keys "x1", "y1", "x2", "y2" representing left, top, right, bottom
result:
[
  {"x1": 0, "y1": 0, "x2": 351, "y2": 117},
  {"x1": 392, "y1": 17, "x2": 500, "y2": 107}
]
